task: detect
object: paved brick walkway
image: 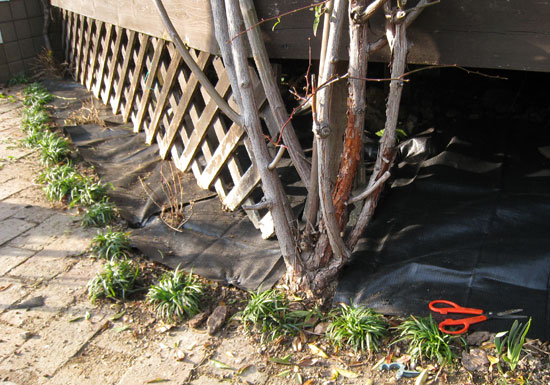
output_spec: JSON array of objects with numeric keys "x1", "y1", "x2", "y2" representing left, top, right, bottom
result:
[{"x1": 0, "y1": 91, "x2": 269, "y2": 385}]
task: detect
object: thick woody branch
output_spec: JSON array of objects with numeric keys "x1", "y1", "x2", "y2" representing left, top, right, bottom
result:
[
  {"x1": 332, "y1": 0, "x2": 369, "y2": 230},
  {"x1": 314, "y1": 0, "x2": 351, "y2": 261},
  {"x1": 367, "y1": 0, "x2": 436, "y2": 53},
  {"x1": 153, "y1": 0, "x2": 242, "y2": 125},
  {"x1": 348, "y1": 13, "x2": 408, "y2": 251},
  {"x1": 242, "y1": 199, "x2": 273, "y2": 210},
  {"x1": 224, "y1": 0, "x2": 305, "y2": 288},
  {"x1": 239, "y1": 0, "x2": 311, "y2": 189},
  {"x1": 347, "y1": 170, "x2": 390, "y2": 204},
  {"x1": 210, "y1": 0, "x2": 243, "y2": 109},
  {"x1": 351, "y1": 0, "x2": 386, "y2": 24}
]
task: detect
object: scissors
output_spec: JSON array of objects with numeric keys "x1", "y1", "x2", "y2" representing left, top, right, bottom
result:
[{"x1": 429, "y1": 300, "x2": 527, "y2": 335}]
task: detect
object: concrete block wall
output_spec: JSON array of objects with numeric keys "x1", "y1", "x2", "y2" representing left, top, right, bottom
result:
[{"x1": 0, "y1": 0, "x2": 46, "y2": 84}]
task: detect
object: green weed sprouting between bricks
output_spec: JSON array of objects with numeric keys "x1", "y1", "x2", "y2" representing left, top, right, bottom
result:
[
  {"x1": 90, "y1": 227, "x2": 131, "y2": 260},
  {"x1": 87, "y1": 259, "x2": 140, "y2": 302},
  {"x1": 147, "y1": 266, "x2": 206, "y2": 322},
  {"x1": 81, "y1": 199, "x2": 116, "y2": 228},
  {"x1": 393, "y1": 315, "x2": 464, "y2": 365},
  {"x1": 326, "y1": 303, "x2": 388, "y2": 352},
  {"x1": 21, "y1": 105, "x2": 50, "y2": 131},
  {"x1": 39, "y1": 131, "x2": 70, "y2": 166},
  {"x1": 39, "y1": 164, "x2": 110, "y2": 207},
  {"x1": 21, "y1": 124, "x2": 47, "y2": 148},
  {"x1": 494, "y1": 317, "x2": 532, "y2": 373},
  {"x1": 239, "y1": 287, "x2": 318, "y2": 343},
  {"x1": 22, "y1": 83, "x2": 53, "y2": 106}
]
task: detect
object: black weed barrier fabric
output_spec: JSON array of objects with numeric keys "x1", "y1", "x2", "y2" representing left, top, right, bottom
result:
[
  {"x1": 46, "y1": 80, "x2": 285, "y2": 291},
  {"x1": 335, "y1": 118, "x2": 550, "y2": 340},
  {"x1": 65, "y1": 122, "x2": 284, "y2": 290}
]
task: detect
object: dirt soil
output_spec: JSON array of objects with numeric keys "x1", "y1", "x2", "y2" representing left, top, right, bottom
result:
[{"x1": 1, "y1": 72, "x2": 549, "y2": 385}]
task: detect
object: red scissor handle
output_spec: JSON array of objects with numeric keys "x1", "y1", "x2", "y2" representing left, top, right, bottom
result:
[
  {"x1": 438, "y1": 315, "x2": 488, "y2": 335},
  {"x1": 429, "y1": 300, "x2": 484, "y2": 315}
]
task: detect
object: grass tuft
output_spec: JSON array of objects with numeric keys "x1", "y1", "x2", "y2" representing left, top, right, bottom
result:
[
  {"x1": 147, "y1": 267, "x2": 205, "y2": 322},
  {"x1": 240, "y1": 287, "x2": 314, "y2": 343},
  {"x1": 393, "y1": 315, "x2": 461, "y2": 365},
  {"x1": 39, "y1": 164, "x2": 109, "y2": 207},
  {"x1": 81, "y1": 199, "x2": 115, "y2": 227},
  {"x1": 326, "y1": 303, "x2": 388, "y2": 352},
  {"x1": 90, "y1": 227, "x2": 131, "y2": 260},
  {"x1": 39, "y1": 131, "x2": 70, "y2": 166},
  {"x1": 23, "y1": 83, "x2": 53, "y2": 106},
  {"x1": 87, "y1": 259, "x2": 140, "y2": 302},
  {"x1": 21, "y1": 105, "x2": 50, "y2": 131}
]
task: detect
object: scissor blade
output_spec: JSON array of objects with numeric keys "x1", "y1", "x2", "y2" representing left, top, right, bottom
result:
[{"x1": 494, "y1": 309, "x2": 527, "y2": 319}]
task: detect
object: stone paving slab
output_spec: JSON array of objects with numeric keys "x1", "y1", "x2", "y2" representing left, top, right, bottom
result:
[
  {"x1": 0, "y1": 101, "x2": 22, "y2": 116},
  {"x1": 7, "y1": 213, "x2": 78, "y2": 251},
  {"x1": 0, "y1": 246, "x2": 36, "y2": 276},
  {"x1": 0, "y1": 178, "x2": 30, "y2": 201},
  {"x1": 9, "y1": 204, "x2": 56, "y2": 224},
  {"x1": 0, "y1": 203, "x2": 22, "y2": 222},
  {"x1": 0, "y1": 259, "x2": 101, "y2": 330},
  {"x1": 0, "y1": 323, "x2": 30, "y2": 363},
  {"x1": 0, "y1": 310, "x2": 113, "y2": 385},
  {"x1": 45, "y1": 344, "x2": 134, "y2": 385},
  {"x1": 0, "y1": 277, "x2": 29, "y2": 312},
  {"x1": 116, "y1": 350, "x2": 194, "y2": 385},
  {"x1": 0, "y1": 218, "x2": 36, "y2": 247}
]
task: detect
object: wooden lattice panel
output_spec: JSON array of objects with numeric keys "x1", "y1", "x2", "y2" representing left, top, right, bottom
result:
[{"x1": 60, "y1": 10, "x2": 284, "y2": 238}]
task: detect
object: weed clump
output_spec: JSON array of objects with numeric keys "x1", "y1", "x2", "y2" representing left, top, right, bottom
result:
[
  {"x1": 39, "y1": 131, "x2": 70, "y2": 166},
  {"x1": 87, "y1": 259, "x2": 140, "y2": 302},
  {"x1": 81, "y1": 199, "x2": 115, "y2": 227},
  {"x1": 90, "y1": 227, "x2": 131, "y2": 260},
  {"x1": 494, "y1": 318, "x2": 532, "y2": 372},
  {"x1": 147, "y1": 267, "x2": 205, "y2": 322},
  {"x1": 326, "y1": 303, "x2": 388, "y2": 352},
  {"x1": 394, "y1": 315, "x2": 461, "y2": 365},
  {"x1": 240, "y1": 287, "x2": 315, "y2": 343},
  {"x1": 23, "y1": 83, "x2": 53, "y2": 106}
]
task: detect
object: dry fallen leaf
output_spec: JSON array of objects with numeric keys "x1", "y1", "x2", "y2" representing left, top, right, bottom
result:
[
  {"x1": 236, "y1": 364, "x2": 252, "y2": 376},
  {"x1": 292, "y1": 336, "x2": 303, "y2": 352},
  {"x1": 210, "y1": 359, "x2": 235, "y2": 371},
  {"x1": 299, "y1": 330, "x2": 307, "y2": 343},
  {"x1": 0, "y1": 284, "x2": 13, "y2": 292},
  {"x1": 336, "y1": 368, "x2": 360, "y2": 378},
  {"x1": 110, "y1": 310, "x2": 126, "y2": 321},
  {"x1": 415, "y1": 368, "x2": 429, "y2": 385},
  {"x1": 297, "y1": 357, "x2": 318, "y2": 367},
  {"x1": 173, "y1": 349, "x2": 185, "y2": 361},
  {"x1": 308, "y1": 344, "x2": 329, "y2": 359}
]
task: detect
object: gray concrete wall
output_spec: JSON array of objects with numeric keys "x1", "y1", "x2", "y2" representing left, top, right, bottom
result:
[{"x1": 0, "y1": 0, "x2": 46, "y2": 84}]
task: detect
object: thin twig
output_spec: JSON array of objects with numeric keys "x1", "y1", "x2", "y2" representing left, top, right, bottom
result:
[
  {"x1": 268, "y1": 146, "x2": 287, "y2": 170},
  {"x1": 347, "y1": 171, "x2": 390, "y2": 205},
  {"x1": 152, "y1": 0, "x2": 242, "y2": 125},
  {"x1": 229, "y1": 1, "x2": 329, "y2": 42}
]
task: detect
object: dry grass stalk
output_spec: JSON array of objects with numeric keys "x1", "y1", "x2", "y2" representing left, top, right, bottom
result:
[
  {"x1": 139, "y1": 162, "x2": 193, "y2": 232},
  {"x1": 31, "y1": 49, "x2": 68, "y2": 79},
  {"x1": 65, "y1": 97, "x2": 106, "y2": 127}
]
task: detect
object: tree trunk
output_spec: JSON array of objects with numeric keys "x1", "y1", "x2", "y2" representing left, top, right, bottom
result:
[{"x1": 224, "y1": 0, "x2": 307, "y2": 290}]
